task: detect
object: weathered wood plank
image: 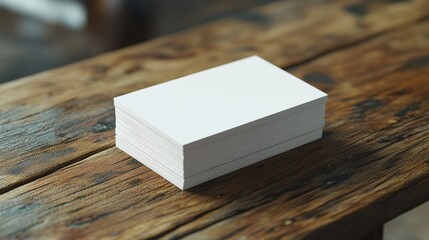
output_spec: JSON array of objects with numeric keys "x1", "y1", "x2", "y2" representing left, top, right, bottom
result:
[
  {"x1": 1, "y1": 12, "x2": 429, "y2": 240},
  {"x1": 1, "y1": 0, "x2": 429, "y2": 193}
]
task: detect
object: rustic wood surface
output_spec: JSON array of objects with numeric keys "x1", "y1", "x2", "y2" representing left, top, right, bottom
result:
[{"x1": 1, "y1": 0, "x2": 429, "y2": 239}]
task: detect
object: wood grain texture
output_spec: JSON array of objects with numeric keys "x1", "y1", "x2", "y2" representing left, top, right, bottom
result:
[
  {"x1": 1, "y1": 0, "x2": 429, "y2": 239},
  {"x1": 1, "y1": 0, "x2": 429, "y2": 193}
]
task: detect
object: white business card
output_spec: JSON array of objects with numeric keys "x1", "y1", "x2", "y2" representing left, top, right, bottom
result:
[{"x1": 114, "y1": 56, "x2": 327, "y2": 146}]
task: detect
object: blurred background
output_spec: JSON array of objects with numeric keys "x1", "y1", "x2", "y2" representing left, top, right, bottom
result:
[
  {"x1": 0, "y1": 0, "x2": 428, "y2": 239},
  {"x1": 0, "y1": 0, "x2": 277, "y2": 83}
]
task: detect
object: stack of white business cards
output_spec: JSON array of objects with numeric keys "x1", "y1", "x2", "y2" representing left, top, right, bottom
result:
[{"x1": 114, "y1": 56, "x2": 327, "y2": 190}]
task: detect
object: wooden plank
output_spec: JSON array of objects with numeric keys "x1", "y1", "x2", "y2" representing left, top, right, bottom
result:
[
  {"x1": 1, "y1": 0, "x2": 429, "y2": 193},
  {"x1": 1, "y1": 13, "x2": 429, "y2": 240}
]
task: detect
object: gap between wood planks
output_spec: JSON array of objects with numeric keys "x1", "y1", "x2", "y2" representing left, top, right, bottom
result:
[
  {"x1": 0, "y1": 144, "x2": 114, "y2": 195},
  {"x1": 284, "y1": 13, "x2": 429, "y2": 71},
  {"x1": 1, "y1": 13, "x2": 429, "y2": 197}
]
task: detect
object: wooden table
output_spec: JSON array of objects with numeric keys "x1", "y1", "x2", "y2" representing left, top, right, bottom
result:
[{"x1": 1, "y1": 0, "x2": 429, "y2": 239}]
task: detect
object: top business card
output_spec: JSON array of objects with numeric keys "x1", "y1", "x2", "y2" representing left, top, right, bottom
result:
[{"x1": 114, "y1": 56, "x2": 327, "y2": 146}]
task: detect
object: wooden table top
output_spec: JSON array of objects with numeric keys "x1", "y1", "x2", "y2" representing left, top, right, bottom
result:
[{"x1": 1, "y1": 0, "x2": 429, "y2": 239}]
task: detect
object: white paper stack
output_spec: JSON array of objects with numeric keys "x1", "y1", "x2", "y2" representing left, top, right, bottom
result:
[{"x1": 114, "y1": 56, "x2": 327, "y2": 190}]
